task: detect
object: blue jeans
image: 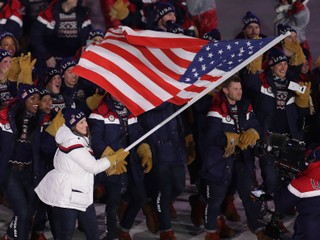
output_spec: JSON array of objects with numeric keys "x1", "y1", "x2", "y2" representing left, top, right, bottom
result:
[
  {"x1": 155, "y1": 164, "x2": 186, "y2": 231},
  {"x1": 5, "y1": 167, "x2": 35, "y2": 240},
  {"x1": 51, "y1": 204, "x2": 99, "y2": 240}
]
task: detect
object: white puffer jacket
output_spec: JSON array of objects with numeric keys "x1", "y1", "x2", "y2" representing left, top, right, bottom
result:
[{"x1": 35, "y1": 124, "x2": 111, "y2": 211}]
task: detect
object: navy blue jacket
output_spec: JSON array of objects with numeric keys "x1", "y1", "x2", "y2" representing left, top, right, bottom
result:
[
  {"x1": 242, "y1": 70, "x2": 309, "y2": 140},
  {"x1": 201, "y1": 92, "x2": 261, "y2": 185},
  {"x1": 0, "y1": 100, "x2": 42, "y2": 186},
  {"x1": 30, "y1": 0, "x2": 91, "y2": 61},
  {"x1": 88, "y1": 95, "x2": 146, "y2": 185},
  {"x1": 138, "y1": 102, "x2": 188, "y2": 166}
]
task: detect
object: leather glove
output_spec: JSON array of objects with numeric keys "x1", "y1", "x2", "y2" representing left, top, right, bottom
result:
[
  {"x1": 18, "y1": 52, "x2": 37, "y2": 85},
  {"x1": 238, "y1": 128, "x2": 260, "y2": 150},
  {"x1": 224, "y1": 132, "x2": 239, "y2": 158},
  {"x1": 111, "y1": 0, "x2": 129, "y2": 20},
  {"x1": 247, "y1": 54, "x2": 263, "y2": 74},
  {"x1": 45, "y1": 110, "x2": 65, "y2": 137},
  {"x1": 185, "y1": 134, "x2": 196, "y2": 165},
  {"x1": 137, "y1": 143, "x2": 152, "y2": 173},
  {"x1": 86, "y1": 88, "x2": 106, "y2": 110},
  {"x1": 295, "y1": 81, "x2": 311, "y2": 108},
  {"x1": 315, "y1": 55, "x2": 320, "y2": 69},
  {"x1": 103, "y1": 147, "x2": 129, "y2": 176},
  {"x1": 7, "y1": 57, "x2": 20, "y2": 82},
  {"x1": 247, "y1": 36, "x2": 263, "y2": 73},
  {"x1": 283, "y1": 38, "x2": 305, "y2": 66}
]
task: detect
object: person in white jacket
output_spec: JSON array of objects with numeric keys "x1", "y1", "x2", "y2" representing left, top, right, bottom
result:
[{"x1": 35, "y1": 107, "x2": 129, "y2": 240}]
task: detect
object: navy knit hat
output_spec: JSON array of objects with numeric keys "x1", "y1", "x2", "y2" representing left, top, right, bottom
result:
[
  {"x1": 156, "y1": 2, "x2": 175, "y2": 19},
  {"x1": 18, "y1": 84, "x2": 40, "y2": 102},
  {"x1": 38, "y1": 88, "x2": 51, "y2": 99},
  {"x1": 45, "y1": 67, "x2": 60, "y2": 86},
  {"x1": 267, "y1": 48, "x2": 288, "y2": 67},
  {"x1": 277, "y1": 24, "x2": 296, "y2": 36},
  {"x1": 0, "y1": 49, "x2": 11, "y2": 62},
  {"x1": 243, "y1": 11, "x2": 260, "y2": 28},
  {"x1": 89, "y1": 29, "x2": 105, "y2": 40},
  {"x1": 60, "y1": 57, "x2": 77, "y2": 76},
  {"x1": 63, "y1": 107, "x2": 86, "y2": 129},
  {"x1": 202, "y1": 28, "x2": 221, "y2": 41}
]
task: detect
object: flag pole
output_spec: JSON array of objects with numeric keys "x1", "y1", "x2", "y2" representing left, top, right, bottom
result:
[{"x1": 124, "y1": 32, "x2": 290, "y2": 152}]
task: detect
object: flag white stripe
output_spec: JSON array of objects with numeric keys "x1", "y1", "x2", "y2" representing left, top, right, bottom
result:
[
  {"x1": 78, "y1": 58, "x2": 156, "y2": 112},
  {"x1": 87, "y1": 45, "x2": 176, "y2": 100},
  {"x1": 94, "y1": 41, "x2": 190, "y2": 91},
  {"x1": 109, "y1": 39, "x2": 189, "y2": 84},
  {"x1": 170, "y1": 48, "x2": 197, "y2": 62},
  {"x1": 107, "y1": 40, "x2": 181, "y2": 83},
  {"x1": 121, "y1": 26, "x2": 196, "y2": 39},
  {"x1": 146, "y1": 48, "x2": 189, "y2": 79}
]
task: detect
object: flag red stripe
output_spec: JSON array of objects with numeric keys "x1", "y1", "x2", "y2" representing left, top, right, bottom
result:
[
  {"x1": 136, "y1": 47, "x2": 183, "y2": 81},
  {"x1": 121, "y1": 28, "x2": 208, "y2": 49},
  {"x1": 83, "y1": 50, "x2": 168, "y2": 103},
  {"x1": 73, "y1": 65, "x2": 147, "y2": 115},
  {"x1": 103, "y1": 43, "x2": 182, "y2": 96},
  {"x1": 161, "y1": 48, "x2": 192, "y2": 69}
]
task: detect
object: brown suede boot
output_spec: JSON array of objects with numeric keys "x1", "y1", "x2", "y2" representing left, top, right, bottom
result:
[
  {"x1": 118, "y1": 230, "x2": 132, "y2": 240},
  {"x1": 160, "y1": 230, "x2": 176, "y2": 240},
  {"x1": 30, "y1": 232, "x2": 47, "y2": 240},
  {"x1": 1, "y1": 235, "x2": 11, "y2": 240},
  {"x1": 256, "y1": 229, "x2": 272, "y2": 240},
  {"x1": 189, "y1": 194, "x2": 206, "y2": 227},
  {"x1": 142, "y1": 202, "x2": 159, "y2": 234},
  {"x1": 205, "y1": 231, "x2": 220, "y2": 240},
  {"x1": 221, "y1": 194, "x2": 241, "y2": 222},
  {"x1": 217, "y1": 216, "x2": 235, "y2": 238}
]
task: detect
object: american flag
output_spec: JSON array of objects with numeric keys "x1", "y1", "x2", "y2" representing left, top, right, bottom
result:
[{"x1": 73, "y1": 26, "x2": 277, "y2": 116}]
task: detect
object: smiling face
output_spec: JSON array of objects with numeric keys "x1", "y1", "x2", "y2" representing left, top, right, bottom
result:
[
  {"x1": 0, "y1": 56, "x2": 12, "y2": 75},
  {"x1": 92, "y1": 36, "x2": 103, "y2": 44},
  {"x1": 271, "y1": 61, "x2": 288, "y2": 78},
  {"x1": 25, "y1": 93, "x2": 40, "y2": 114},
  {"x1": 75, "y1": 117, "x2": 88, "y2": 135},
  {"x1": 39, "y1": 95, "x2": 53, "y2": 114},
  {"x1": 47, "y1": 75, "x2": 62, "y2": 94},
  {"x1": 63, "y1": 66, "x2": 79, "y2": 88},
  {"x1": 0, "y1": 36, "x2": 17, "y2": 56}
]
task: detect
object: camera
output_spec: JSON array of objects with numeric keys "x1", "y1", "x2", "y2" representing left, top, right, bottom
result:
[
  {"x1": 255, "y1": 133, "x2": 306, "y2": 182},
  {"x1": 252, "y1": 133, "x2": 307, "y2": 239}
]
